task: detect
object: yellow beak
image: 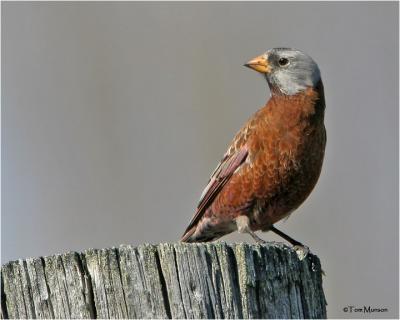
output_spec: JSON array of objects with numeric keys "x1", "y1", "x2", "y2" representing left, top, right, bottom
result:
[{"x1": 244, "y1": 54, "x2": 270, "y2": 73}]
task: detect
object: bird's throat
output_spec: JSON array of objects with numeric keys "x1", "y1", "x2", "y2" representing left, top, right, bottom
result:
[{"x1": 267, "y1": 81, "x2": 325, "y2": 124}]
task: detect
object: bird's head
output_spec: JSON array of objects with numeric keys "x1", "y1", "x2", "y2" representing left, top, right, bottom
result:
[{"x1": 245, "y1": 48, "x2": 321, "y2": 96}]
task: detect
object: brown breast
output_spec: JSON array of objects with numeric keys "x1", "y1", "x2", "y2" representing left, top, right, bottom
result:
[{"x1": 210, "y1": 81, "x2": 326, "y2": 230}]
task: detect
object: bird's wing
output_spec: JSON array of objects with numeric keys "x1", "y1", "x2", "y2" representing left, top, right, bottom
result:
[{"x1": 181, "y1": 146, "x2": 248, "y2": 239}]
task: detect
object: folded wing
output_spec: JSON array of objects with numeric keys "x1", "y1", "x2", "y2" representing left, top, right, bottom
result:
[{"x1": 181, "y1": 147, "x2": 248, "y2": 241}]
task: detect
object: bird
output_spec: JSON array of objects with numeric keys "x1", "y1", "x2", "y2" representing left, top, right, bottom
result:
[{"x1": 181, "y1": 48, "x2": 326, "y2": 258}]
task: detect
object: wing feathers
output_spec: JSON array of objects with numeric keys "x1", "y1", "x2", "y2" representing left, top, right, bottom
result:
[{"x1": 181, "y1": 147, "x2": 248, "y2": 240}]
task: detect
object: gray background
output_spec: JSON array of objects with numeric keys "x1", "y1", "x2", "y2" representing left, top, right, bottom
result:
[{"x1": 2, "y1": 2, "x2": 398, "y2": 318}]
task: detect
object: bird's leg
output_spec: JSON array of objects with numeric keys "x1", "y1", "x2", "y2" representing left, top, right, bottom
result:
[
  {"x1": 270, "y1": 225, "x2": 309, "y2": 260},
  {"x1": 236, "y1": 216, "x2": 266, "y2": 244},
  {"x1": 269, "y1": 225, "x2": 303, "y2": 246},
  {"x1": 248, "y1": 230, "x2": 267, "y2": 244}
]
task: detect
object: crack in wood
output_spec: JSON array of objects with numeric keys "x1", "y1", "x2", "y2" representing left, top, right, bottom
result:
[
  {"x1": 153, "y1": 249, "x2": 172, "y2": 319},
  {"x1": 78, "y1": 253, "x2": 97, "y2": 319},
  {"x1": 1, "y1": 270, "x2": 9, "y2": 319}
]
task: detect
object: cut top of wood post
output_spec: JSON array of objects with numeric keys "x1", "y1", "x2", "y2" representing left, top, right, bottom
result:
[{"x1": 1, "y1": 242, "x2": 327, "y2": 319}]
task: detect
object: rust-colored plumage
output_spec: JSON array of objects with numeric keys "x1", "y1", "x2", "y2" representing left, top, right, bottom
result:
[{"x1": 181, "y1": 48, "x2": 326, "y2": 248}]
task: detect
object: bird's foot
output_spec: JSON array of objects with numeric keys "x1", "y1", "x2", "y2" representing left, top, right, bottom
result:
[
  {"x1": 236, "y1": 216, "x2": 267, "y2": 244},
  {"x1": 249, "y1": 230, "x2": 267, "y2": 244},
  {"x1": 254, "y1": 236, "x2": 267, "y2": 244},
  {"x1": 293, "y1": 245, "x2": 309, "y2": 261}
]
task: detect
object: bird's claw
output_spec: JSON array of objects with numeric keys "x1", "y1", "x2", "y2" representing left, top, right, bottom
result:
[
  {"x1": 293, "y1": 245, "x2": 309, "y2": 260},
  {"x1": 255, "y1": 238, "x2": 267, "y2": 244}
]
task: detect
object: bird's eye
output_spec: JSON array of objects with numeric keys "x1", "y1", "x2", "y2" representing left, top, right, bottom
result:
[{"x1": 278, "y1": 57, "x2": 289, "y2": 66}]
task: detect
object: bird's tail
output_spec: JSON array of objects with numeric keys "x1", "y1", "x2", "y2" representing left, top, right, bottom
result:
[
  {"x1": 180, "y1": 226, "x2": 197, "y2": 243},
  {"x1": 181, "y1": 226, "x2": 222, "y2": 243}
]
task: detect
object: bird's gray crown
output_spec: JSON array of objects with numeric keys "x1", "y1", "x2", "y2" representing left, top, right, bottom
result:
[{"x1": 266, "y1": 48, "x2": 321, "y2": 95}]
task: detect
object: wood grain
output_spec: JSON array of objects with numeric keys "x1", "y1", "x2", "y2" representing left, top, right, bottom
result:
[{"x1": 1, "y1": 243, "x2": 326, "y2": 319}]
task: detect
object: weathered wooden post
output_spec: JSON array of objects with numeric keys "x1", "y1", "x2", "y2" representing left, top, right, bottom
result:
[{"x1": 1, "y1": 242, "x2": 326, "y2": 319}]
